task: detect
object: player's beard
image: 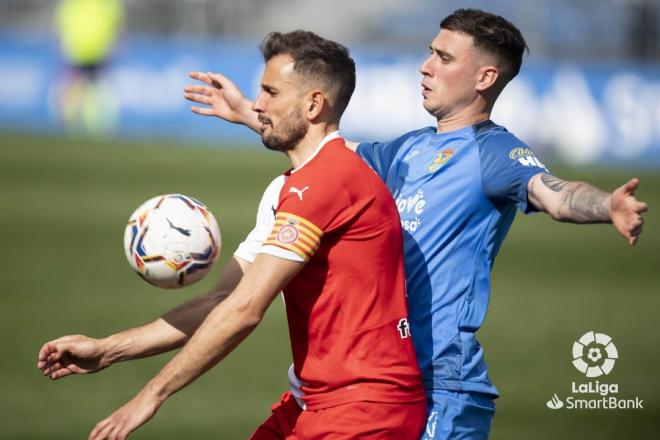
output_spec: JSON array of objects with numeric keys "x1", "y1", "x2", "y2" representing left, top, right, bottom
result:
[{"x1": 260, "y1": 106, "x2": 308, "y2": 152}]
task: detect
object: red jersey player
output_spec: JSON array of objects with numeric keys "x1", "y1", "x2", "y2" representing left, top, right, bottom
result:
[
  {"x1": 272, "y1": 137, "x2": 423, "y2": 410},
  {"x1": 39, "y1": 31, "x2": 425, "y2": 439},
  {"x1": 245, "y1": 131, "x2": 426, "y2": 439}
]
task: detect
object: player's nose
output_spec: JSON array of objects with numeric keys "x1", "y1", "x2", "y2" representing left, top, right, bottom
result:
[
  {"x1": 419, "y1": 55, "x2": 433, "y2": 77},
  {"x1": 252, "y1": 93, "x2": 266, "y2": 113}
]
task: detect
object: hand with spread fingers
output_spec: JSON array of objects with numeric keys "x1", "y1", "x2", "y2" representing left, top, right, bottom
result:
[
  {"x1": 609, "y1": 178, "x2": 648, "y2": 245},
  {"x1": 184, "y1": 71, "x2": 259, "y2": 130}
]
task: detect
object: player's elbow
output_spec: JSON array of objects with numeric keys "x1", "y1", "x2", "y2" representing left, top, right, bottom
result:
[
  {"x1": 228, "y1": 296, "x2": 264, "y2": 331},
  {"x1": 546, "y1": 205, "x2": 568, "y2": 222},
  {"x1": 532, "y1": 193, "x2": 570, "y2": 222},
  {"x1": 241, "y1": 311, "x2": 263, "y2": 331}
]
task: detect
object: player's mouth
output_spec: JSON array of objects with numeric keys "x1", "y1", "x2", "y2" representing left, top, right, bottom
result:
[
  {"x1": 421, "y1": 82, "x2": 431, "y2": 97},
  {"x1": 257, "y1": 116, "x2": 272, "y2": 132}
]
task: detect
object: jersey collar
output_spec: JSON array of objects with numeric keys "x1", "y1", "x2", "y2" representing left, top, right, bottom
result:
[
  {"x1": 432, "y1": 119, "x2": 494, "y2": 136},
  {"x1": 291, "y1": 131, "x2": 341, "y2": 174}
]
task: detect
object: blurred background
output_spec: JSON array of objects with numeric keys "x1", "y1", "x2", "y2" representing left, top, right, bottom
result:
[{"x1": 1, "y1": 0, "x2": 658, "y2": 439}]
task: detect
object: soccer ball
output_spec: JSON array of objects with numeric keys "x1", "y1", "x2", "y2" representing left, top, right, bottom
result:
[{"x1": 123, "y1": 194, "x2": 221, "y2": 288}]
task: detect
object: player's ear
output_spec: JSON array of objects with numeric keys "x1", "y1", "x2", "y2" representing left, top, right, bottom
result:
[
  {"x1": 475, "y1": 65, "x2": 499, "y2": 92},
  {"x1": 307, "y1": 90, "x2": 325, "y2": 120}
]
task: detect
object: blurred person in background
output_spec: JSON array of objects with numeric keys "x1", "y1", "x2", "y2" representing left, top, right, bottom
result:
[
  {"x1": 54, "y1": 0, "x2": 124, "y2": 139},
  {"x1": 184, "y1": 8, "x2": 648, "y2": 440}
]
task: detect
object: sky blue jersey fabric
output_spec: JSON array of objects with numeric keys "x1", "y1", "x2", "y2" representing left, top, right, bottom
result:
[{"x1": 357, "y1": 120, "x2": 548, "y2": 396}]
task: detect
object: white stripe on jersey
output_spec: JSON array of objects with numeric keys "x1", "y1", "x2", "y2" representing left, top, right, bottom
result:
[{"x1": 234, "y1": 174, "x2": 302, "y2": 263}]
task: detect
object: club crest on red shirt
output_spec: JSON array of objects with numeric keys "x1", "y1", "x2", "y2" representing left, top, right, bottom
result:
[{"x1": 277, "y1": 224, "x2": 299, "y2": 244}]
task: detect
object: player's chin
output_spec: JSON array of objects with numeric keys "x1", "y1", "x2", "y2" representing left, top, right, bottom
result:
[{"x1": 422, "y1": 101, "x2": 438, "y2": 116}]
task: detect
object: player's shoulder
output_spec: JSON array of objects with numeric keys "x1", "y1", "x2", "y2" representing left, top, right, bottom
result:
[
  {"x1": 286, "y1": 138, "x2": 384, "y2": 198},
  {"x1": 473, "y1": 120, "x2": 529, "y2": 154},
  {"x1": 265, "y1": 173, "x2": 287, "y2": 191},
  {"x1": 262, "y1": 174, "x2": 287, "y2": 200},
  {"x1": 295, "y1": 138, "x2": 367, "y2": 181},
  {"x1": 474, "y1": 121, "x2": 548, "y2": 199},
  {"x1": 472, "y1": 120, "x2": 544, "y2": 166},
  {"x1": 392, "y1": 126, "x2": 436, "y2": 143},
  {"x1": 359, "y1": 126, "x2": 435, "y2": 151}
]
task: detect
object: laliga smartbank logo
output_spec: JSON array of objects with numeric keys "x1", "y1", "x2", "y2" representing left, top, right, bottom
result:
[
  {"x1": 572, "y1": 331, "x2": 618, "y2": 377},
  {"x1": 545, "y1": 331, "x2": 643, "y2": 411}
]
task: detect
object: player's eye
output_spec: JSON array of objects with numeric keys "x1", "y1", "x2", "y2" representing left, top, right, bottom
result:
[{"x1": 262, "y1": 86, "x2": 277, "y2": 97}]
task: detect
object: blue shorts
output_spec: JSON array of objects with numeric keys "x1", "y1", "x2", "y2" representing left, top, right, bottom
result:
[{"x1": 421, "y1": 391, "x2": 495, "y2": 440}]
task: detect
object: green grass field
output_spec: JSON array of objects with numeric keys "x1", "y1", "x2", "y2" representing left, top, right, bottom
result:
[{"x1": 2, "y1": 133, "x2": 658, "y2": 439}]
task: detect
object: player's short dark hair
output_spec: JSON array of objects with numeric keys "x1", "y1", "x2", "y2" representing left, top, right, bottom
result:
[
  {"x1": 441, "y1": 8, "x2": 528, "y2": 82},
  {"x1": 259, "y1": 30, "x2": 356, "y2": 118}
]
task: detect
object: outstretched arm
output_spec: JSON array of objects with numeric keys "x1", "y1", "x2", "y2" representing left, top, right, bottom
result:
[
  {"x1": 527, "y1": 173, "x2": 648, "y2": 245},
  {"x1": 88, "y1": 254, "x2": 303, "y2": 440},
  {"x1": 37, "y1": 256, "x2": 250, "y2": 380},
  {"x1": 183, "y1": 71, "x2": 361, "y2": 150}
]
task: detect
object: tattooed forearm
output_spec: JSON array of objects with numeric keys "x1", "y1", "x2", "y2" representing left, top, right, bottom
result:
[
  {"x1": 540, "y1": 173, "x2": 569, "y2": 192},
  {"x1": 539, "y1": 174, "x2": 611, "y2": 223},
  {"x1": 562, "y1": 184, "x2": 610, "y2": 222}
]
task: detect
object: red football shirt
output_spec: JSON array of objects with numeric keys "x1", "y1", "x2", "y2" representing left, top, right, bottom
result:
[{"x1": 262, "y1": 137, "x2": 425, "y2": 410}]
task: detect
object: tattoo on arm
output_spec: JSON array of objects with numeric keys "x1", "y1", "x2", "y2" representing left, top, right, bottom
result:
[
  {"x1": 539, "y1": 173, "x2": 611, "y2": 223},
  {"x1": 540, "y1": 173, "x2": 569, "y2": 192}
]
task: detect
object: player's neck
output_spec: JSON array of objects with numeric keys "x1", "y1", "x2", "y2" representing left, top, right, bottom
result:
[
  {"x1": 287, "y1": 124, "x2": 339, "y2": 169},
  {"x1": 435, "y1": 97, "x2": 494, "y2": 133},
  {"x1": 436, "y1": 111, "x2": 490, "y2": 133}
]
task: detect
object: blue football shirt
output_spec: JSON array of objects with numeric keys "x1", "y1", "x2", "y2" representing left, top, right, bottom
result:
[{"x1": 357, "y1": 120, "x2": 547, "y2": 396}]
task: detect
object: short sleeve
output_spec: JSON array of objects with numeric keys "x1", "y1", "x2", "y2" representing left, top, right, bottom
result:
[
  {"x1": 261, "y1": 175, "x2": 353, "y2": 262},
  {"x1": 356, "y1": 127, "x2": 433, "y2": 180},
  {"x1": 478, "y1": 137, "x2": 548, "y2": 214},
  {"x1": 234, "y1": 176, "x2": 284, "y2": 263}
]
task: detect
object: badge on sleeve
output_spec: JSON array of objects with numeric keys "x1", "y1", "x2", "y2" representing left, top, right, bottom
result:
[
  {"x1": 266, "y1": 212, "x2": 322, "y2": 261},
  {"x1": 509, "y1": 147, "x2": 547, "y2": 170}
]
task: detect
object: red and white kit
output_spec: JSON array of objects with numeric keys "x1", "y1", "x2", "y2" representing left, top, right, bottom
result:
[{"x1": 235, "y1": 132, "x2": 426, "y2": 439}]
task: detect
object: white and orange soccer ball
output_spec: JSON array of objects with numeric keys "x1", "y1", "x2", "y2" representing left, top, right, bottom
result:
[{"x1": 123, "y1": 194, "x2": 221, "y2": 288}]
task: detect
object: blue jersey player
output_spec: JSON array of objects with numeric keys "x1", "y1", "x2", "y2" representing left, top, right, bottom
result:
[
  {"x1": 185, "y1": 9, "x2": 648, "y2": 439},
  {"x1": 355, "y1": 123, "x2": 546, "y2": 438}
]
